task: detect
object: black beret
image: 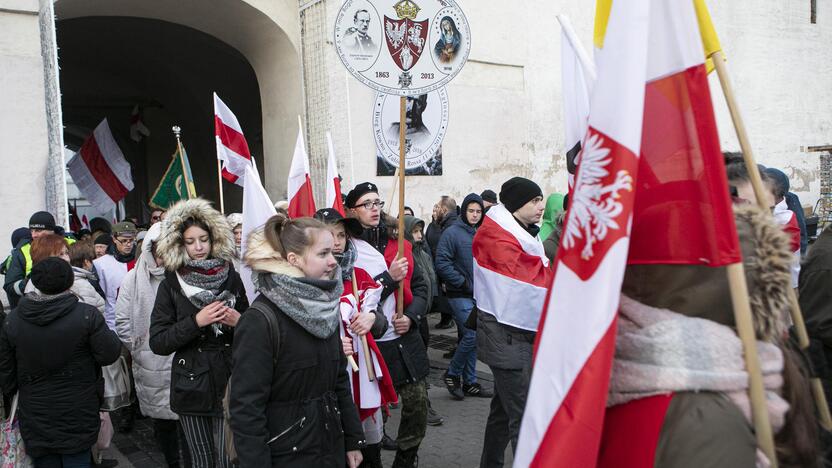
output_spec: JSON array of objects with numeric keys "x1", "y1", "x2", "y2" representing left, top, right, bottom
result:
[{"x1": 345, "y1": 182, "x2": 380, "y2": 209}]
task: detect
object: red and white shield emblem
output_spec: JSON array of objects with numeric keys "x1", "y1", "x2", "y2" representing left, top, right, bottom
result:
[{"x1": 384, "y1": 16, "x2": 428, "y2": 71}]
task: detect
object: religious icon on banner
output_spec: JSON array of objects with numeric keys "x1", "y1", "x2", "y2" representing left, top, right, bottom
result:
[
  {"x1": 335, "y1": 0, "x2": 470, "y2": 96},
  {"x1": 374, "y1": 87, "x2": 448, "y2": 176}
]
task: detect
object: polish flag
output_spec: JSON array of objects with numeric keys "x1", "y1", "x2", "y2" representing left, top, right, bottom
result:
[
  {"x1": 513, "y1": 0, "x2": 650, "y2": 465},
  {"x1": 326, "y1": 132, "x2": 345, "y2": 215},
  {"x1": 129, "y1": 105, "x2": 150, "y2": 142},
  {"x1": 67, "y1": 119, "x2": 134, "y2": 213},
  {"x1": 773, "y1": 199, "x2": 801, "y2": 288},
  {"x1": 287, "y1": 123, "x2": 317, "y2": 218},
  {"x1": 214, "y1": 93, "x2": 253, "y2": 187},
  {"x1": 558, "y1": 15, "x2": 595, "y2": 193}
]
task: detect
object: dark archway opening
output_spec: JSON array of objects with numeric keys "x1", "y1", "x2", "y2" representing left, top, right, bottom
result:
[{"x1": 58, "y1": 16, "x2": 263, "y2": 222}]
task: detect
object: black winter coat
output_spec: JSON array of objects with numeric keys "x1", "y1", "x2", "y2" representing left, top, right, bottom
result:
[
  {"x1": 0, "y1": 293, "x2": 121, "y2": 457},
  {"x1": 229, "y1": 296, "x2": 364, "y2": 467},
  {"x1": 149, "y1": 269, "x2": 248, "y2": 417}
]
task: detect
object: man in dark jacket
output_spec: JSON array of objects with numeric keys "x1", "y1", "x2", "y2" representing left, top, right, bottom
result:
[
  {"x1": 435, "y1": 193, "x2": 492, "y2": 400},
  {"x1": 346, "y1": 182, "x2": 430, "y2": 468},
  {"x1": 474, "y1": 177, "x2": 550, "y2": 468},
  {"x1": 0, "y1": 258, "x2": 122, "y2": 465},
  {"x1": 3, "y1": 211, "x2": 57, "y2": 309},
  {"x1": 426, "y1": 196, "x2": 458, "y2": 330}
]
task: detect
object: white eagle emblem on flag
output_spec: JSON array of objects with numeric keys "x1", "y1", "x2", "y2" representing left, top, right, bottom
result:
[{"x1": 562, "y1": 132, "x2": 633, "y2": 260}]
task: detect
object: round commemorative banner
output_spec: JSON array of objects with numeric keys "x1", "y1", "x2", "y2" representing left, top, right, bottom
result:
[
  {"x1": 334, "y1": 0, "x2": 470, "y2": 96},
  {"x1": 374, "y1": 88, "x2": 448, "y2": 175}
]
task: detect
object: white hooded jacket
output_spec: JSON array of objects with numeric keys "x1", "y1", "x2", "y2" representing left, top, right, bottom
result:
[{"x1": 114, "y1": 223, "x2": 177, "y2": 420}]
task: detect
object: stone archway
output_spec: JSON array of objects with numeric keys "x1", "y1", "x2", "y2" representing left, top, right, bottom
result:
[{"x1": 55, "y1": 0, "x2": 303, "y2": 216}]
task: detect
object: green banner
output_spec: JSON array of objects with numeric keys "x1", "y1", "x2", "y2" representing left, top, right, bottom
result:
[{"x1": 150, "y1": 146, "x2": 196, "y2": 209}]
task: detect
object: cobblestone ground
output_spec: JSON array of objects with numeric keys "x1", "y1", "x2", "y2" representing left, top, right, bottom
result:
[{"x1": 108, "y1": 313, "x2": 512, "y2": 468}]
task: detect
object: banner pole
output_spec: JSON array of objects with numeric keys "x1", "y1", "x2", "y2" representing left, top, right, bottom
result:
[
  {"x1": 353, "y1": 271, "x2": 376, "y2": 382},
  {"x1": 172, "y1": 126, "x2": 191, "y2": 201},
  {"x1": 396, "y1": 96, "x2": 406, "y2": 320},
  {"x1": 713, "y1": 50, "x2": 832, "y2": 432},
  {"x1": 216, "y1": 160, "x2": 226, "y2": 214}
]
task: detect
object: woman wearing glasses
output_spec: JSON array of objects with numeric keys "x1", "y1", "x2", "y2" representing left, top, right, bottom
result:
[{"x1": 150, "y1": 199, "x2": 249, "y2": 468}]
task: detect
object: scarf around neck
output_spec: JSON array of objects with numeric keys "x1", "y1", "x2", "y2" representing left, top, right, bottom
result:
[
  {"x1": 336, "y1": 240, "x2": 357, "y2": 282},
  {"x1": 254, "y1": 267, "x2": 344, "y2": 339},
  {"x1": 176, "y1": 258, "x2": 236, "y2": 337}
]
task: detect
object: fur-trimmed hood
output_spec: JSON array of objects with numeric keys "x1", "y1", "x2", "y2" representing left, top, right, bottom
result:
[
  {"x1": 242, "y1": 227, "x2": 304, "y2": 278},
  {"x1": 155, "y1": 198, "x2": 236, "y2": 272},
  {"x1": 622, "y1": 203, "x2": 792, "y2": 342}
]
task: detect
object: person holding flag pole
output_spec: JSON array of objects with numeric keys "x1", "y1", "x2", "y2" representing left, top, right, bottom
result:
[{"x1": 703, "y1": 0, "x2": 832, "y2": 431}]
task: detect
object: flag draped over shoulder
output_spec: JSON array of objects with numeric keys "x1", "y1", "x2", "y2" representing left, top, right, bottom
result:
[
  {"x1": 214, "y1": 93, "x2": 253, "y2": 186},
  {"x1": 67, "y1": 119, "x2": 134, "y2": 213},
  {"x1": 513, "y1": 0, "x2": 650, "y2": 465},
  {"x1": 287, "y1": 125, "x2": 317, "y2": 218},
  {"x1": 150, "y1": 144, "x2": 196, "y2": 209}
]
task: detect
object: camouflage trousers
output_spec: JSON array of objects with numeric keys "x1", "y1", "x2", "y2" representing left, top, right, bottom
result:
[{"x1": 394, "y1": 379, "x2": 428, "y2": 452}]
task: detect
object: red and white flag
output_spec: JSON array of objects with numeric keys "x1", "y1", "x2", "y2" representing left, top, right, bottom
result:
[
  {"x1": 214, "y1": 93, "x2": 253, "y2": 187},
  {"x1": 473, "y1": 204, "x2": 552, "y2": 332},
  {"x1": 287, "y1": 122, "x2": 317, "y2": 218},
  {"x1": 326, "y1": 132, "x2": 346, "y2": 215},
  {"x1": 513, "y1": 0, "x2": 650, "y2": 465},
  {"x1": 129, "y1": 105, "x2": 150, "y2": 142},
  {"x1": 67, "y1": 119, "x2": 134, "y2": 213}
]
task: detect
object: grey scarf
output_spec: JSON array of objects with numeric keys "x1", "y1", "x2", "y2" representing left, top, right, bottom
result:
[
  {"x1": 254, "y1": 268, "x2": 344, "y2": 339},
  {"x1": 177, "y1": 258, "x2": 236, "y2": 309},
  {"x1": 337, "y1": 240, "x2": 357, "y2": 282}
]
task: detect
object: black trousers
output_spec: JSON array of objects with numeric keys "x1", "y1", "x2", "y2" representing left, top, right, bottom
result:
[
  {"x1": 480, "y1": 366, "x2": 532, "y2": 468},
  {"x1": 153, "y1": 418, "x2": 191, "y2": 467}
]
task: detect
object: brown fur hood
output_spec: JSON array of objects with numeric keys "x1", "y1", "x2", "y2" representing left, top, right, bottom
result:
[
  {"x1": 622, "y1": 203, "x2": 792, "y2": 343},
  {"x1": 155, "y1": 198, "x2": 236, "y2": 271}
]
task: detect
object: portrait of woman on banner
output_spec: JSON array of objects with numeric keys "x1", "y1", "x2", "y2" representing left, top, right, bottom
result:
[{"x1": 434, "y1": 16, "x2": 462, "y2": 64}]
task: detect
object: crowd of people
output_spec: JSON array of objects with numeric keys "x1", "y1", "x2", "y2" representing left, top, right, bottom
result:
[{"x1": 1, "y1": 156, "x2": 832, "y2": 467}]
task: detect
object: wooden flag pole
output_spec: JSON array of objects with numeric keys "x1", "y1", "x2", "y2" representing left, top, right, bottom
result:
[
  {"x1": 396, "y1": 96, "x2": 406, "y2": 320},
  {"x1": 352, "y1": 271, "x2": 376, "y2": 382},
  {"x1": 216, "y1": 160, "x2": 225, "y2": 214},
  {"x1": 713, "y1": 50, "x2": 832, "y2": 431}
]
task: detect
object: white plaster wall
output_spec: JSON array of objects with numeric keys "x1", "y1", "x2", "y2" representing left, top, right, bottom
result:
[
  {"x1": 322, "y1": 0, "x2": 832, "y2": 220},
  {"x1": 0, "y1": 0, "x2": 50, "y2": 251},
  {"x1": 708, "y1": 0, "x2": 832, "y2": 211}
]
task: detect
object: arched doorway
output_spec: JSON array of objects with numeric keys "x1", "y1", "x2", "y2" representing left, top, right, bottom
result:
[{"x1": 55, "y1": 0, "x2": 303, "y2": 220}]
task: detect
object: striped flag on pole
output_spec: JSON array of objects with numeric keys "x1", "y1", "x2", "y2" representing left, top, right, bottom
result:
[
  {"x1": 326, "y1": 132, "x2": 346, "y2": 215},
  {"x1": 214, "y1": 93, "x2": 252, "y2": 187},
  {"x1": 513, "y1": 0, "x2": 650, "y2": 465},
  {"x1": 287, "y1": 121, "x2": 317, "y2": 218},
  {"x1": 67, "y1": 119, "x2": 134, "y2": 213}
]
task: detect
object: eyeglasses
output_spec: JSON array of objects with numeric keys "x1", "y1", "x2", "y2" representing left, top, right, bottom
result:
[{"x1": 354, "y1": 200, "x2": 385, "y2": 210}]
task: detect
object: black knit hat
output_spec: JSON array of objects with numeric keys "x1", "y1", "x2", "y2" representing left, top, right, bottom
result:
[
  {"x1": 30, "y1": 257, "x2": 74, "y2": 295},
  {"x1": 94, "y1": 234, "x2": 112, "y2": 246},
  {"x1": 345, "y1": 182, "x2": 380, "y2": 209},
  {"x1": 500, "y1": 177, "x2": 543, "y2": 213},
  {"x1": 480, "y1": 189, "x2": 498, "y2": 204},
  {"x1": 314, "y1": 208, "x2": 363, "y2": 237},
  {"x1": 28, "y1": 211, "x2": 55, "y2": 231}
]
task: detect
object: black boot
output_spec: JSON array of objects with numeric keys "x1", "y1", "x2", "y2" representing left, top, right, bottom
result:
[
  {"x1": 392, "y1": 447, "x2": 419, "y2": 468},
  {"x1": 359, "y1": 443, "x2": 383, "y2": 468}
]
